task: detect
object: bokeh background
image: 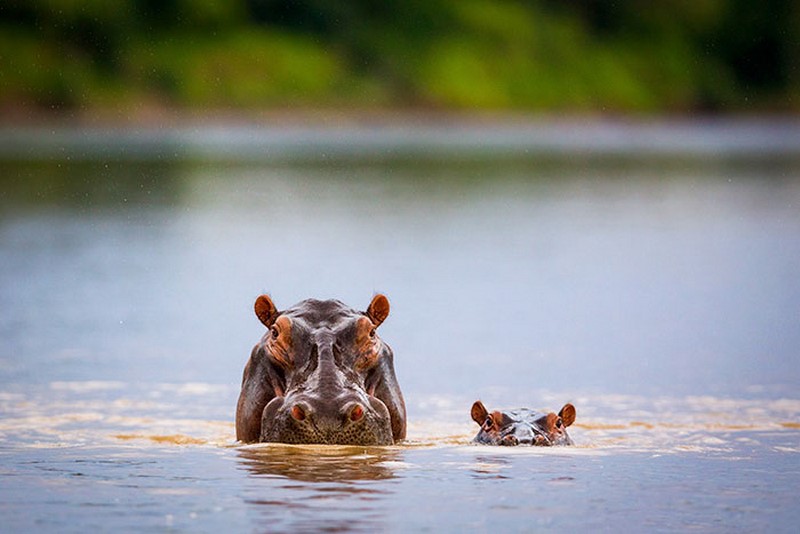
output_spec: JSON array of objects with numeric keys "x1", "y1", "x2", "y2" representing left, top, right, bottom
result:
[{"x1": 1, "y1": 0, "x2": 798, "y2": 118}]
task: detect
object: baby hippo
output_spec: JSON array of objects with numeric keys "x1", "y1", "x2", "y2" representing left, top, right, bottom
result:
[{"x1": 470, "y1": 400, "x2": 576, "y2": 446}]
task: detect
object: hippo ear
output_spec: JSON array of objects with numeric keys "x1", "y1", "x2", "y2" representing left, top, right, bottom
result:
[
  {"x1": 471, "y1": 400, "x2": 489, "y2": 425},
  {"x1": 366, "y1": 294, "x2": 390, "y2": 327},
  {"x1": 559, "y1": 403, "x2": 576, "y2": 427},
  {"x1": 254, "y1": 295, "x2": 279, "y2": 327}
]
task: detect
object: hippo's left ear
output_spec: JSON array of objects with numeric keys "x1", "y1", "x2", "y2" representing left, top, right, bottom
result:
[
  {"x1": 366, "y1": 294, "x2": 390, "y2": 327},
  {"x1": 559, "y1": 403, "x2": 576, "y2": 427},
  {"x1": 254, "y1": 294, "x2": 279, "y2": 327},
  {"x1": 471, "y1": 400, "x2": 489, "y2": 425}
]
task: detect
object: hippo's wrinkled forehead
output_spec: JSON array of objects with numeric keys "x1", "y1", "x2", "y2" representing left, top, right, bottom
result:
[
  {"x1": 501, "y1": 409, "x2": 545, "y2": 428},
  {"x1": 282, "y1": 299, "x2": 364, "y2": 330}
]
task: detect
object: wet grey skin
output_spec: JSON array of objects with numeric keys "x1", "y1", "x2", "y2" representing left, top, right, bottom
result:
[
  {"x1": 470, "y1": 401, "x2": 576, "y2": 446},
  {"x1": 236, "y1": 294, "x2": 406, "y2": 446}
]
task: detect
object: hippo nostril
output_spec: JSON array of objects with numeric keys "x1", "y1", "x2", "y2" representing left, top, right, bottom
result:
[
  {"x1": 502, "y1": 435, "x2": 519, "y2": 446},
  {"x1": 349, "y1": 404, "x2": 364, "y2": 422},
  {"x1": 291, "y1": 404, "x2": 306, "y2": 422}
]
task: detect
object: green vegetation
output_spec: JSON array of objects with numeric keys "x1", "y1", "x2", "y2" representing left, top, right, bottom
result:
[{"x1": 1, "y1": 0, "x2": 797, "y2": 115}]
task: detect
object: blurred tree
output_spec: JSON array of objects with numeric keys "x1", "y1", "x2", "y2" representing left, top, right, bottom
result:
[{"x1": 0, "y1": 0, "x2": 797, "y2": 113}]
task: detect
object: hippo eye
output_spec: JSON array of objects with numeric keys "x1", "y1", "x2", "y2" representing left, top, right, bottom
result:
[
  {"x1": 270, "y1": 326, "x2": 279, "y2": 338},
  {"x1": 483, "y1": 417, "x2": 493, "y2": 430},
  {"x1": 369, "y1": 328, "x2": 376, "y2": 339}
]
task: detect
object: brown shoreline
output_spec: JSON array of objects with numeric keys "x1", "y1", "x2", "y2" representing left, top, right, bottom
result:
[{"x1": 1, "y1": 102, "x2": 798, "y2": 129}]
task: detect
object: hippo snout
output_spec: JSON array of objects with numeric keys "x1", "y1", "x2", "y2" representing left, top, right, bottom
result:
[
  {"x1": 260, "y1": 392, "x2": 394, "y2": 445},
  {"x1": 508, "y1": 424, "x2": 534, "y2": 445},
  {"x1": 286, "y1": 393, "x2": 369, "y2": 430}
]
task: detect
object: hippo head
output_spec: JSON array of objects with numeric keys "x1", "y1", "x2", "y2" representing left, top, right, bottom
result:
[
  {"x1": 236, "y1": 294, "x2": 406, "y2": 446},
  {"x1": 470, "y1": 401, "x2": 576, "y2": 446}
]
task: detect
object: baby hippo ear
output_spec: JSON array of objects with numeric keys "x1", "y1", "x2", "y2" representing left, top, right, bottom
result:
[
  {"x1": 366, "y1": 294, "x2": 390, "y2": 327},
  {"x1": 254, "y1": 294, "x2": 279, "y2": 327},
  {"x1": 559, "y1": 403, "x2": 576, "y2": 427},
  {"x1": 471, "y1": 400, "x2": 489, "y2": 425}
]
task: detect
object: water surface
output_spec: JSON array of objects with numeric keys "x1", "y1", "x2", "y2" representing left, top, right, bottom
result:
[{"x1": 1, "y1": 122, "x2": 799, "y2": 531}]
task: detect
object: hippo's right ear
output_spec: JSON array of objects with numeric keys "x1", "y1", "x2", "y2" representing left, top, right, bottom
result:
[
  {"x1": 366, "y1": 294, "x2": 390, "y2": 327},
  {"x1": 254, "y1": 295, "x2": 279, "y2": 327},
  {"x1": 471, "y1": 400, "x2": 489, "y2": 425},
  {"x1": 559, "y1": 403, "x2": 576, "y2": 427}
]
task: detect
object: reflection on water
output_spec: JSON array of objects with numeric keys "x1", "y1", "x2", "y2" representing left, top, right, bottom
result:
[
  {"x1": 237, "y1": 444, "x2": 402, "y2": 532},
  {"x1": 2, "y1": 155, "x2": 799, "y2": 395},
  {"x1": 239, "y1": 444, "x2": 400, "y2": 482},
  {"x1": 0, "y1": 161, "x2": 188, "y2": 212},
  {"x1": 470, "y1": 456, "x2": 513, "y2": 480}
]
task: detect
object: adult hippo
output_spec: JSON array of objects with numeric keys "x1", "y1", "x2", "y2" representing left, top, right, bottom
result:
[
  {"x1": 470, "y1": 400, "x2": 576, "y2": 446},
  {"x1": 236, "y1": 294, "x2": 406, "y2": 445}
]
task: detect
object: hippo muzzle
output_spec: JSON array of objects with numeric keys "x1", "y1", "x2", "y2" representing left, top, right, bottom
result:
[
  {"x1": 496, "y1": 420, "x2": 553, "y2": 446},
  {"x1": 260, "y1": 391, "x2": 394, "y2": 445}
]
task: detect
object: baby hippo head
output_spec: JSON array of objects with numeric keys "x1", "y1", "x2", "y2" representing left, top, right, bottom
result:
[{"x1": 470, "y1": 400, "x2": 576, "y2": 446}]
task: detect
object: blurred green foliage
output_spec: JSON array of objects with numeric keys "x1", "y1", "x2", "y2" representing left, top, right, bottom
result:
[{"x1": 0, "y1": 0, "x2": 797, "y2": 114}]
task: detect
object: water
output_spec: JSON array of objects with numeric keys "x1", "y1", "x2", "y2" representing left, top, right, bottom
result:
[{"x1": 1, "y1": 121, "x2": 799, "y2": 531}]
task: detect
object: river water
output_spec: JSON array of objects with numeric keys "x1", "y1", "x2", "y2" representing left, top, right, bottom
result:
[{"x1": 1, "y1": 120, "x2": 799, "y2": 532}]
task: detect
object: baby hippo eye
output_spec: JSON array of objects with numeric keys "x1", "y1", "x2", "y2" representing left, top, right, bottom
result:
[
  {"x1": 270, "y1": 327, "x2": 279, "y2": 338},
  {"x1": 369, "y1": 328, "x2": 376, "y2": 339},
  {"x1": 483, "y1": 417, "x2": 494, "y2": 430}
]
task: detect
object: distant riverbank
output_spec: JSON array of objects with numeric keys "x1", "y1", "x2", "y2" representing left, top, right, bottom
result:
[{"x1": 2, "y1": 116, "x2": 799, "y2": 162}]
